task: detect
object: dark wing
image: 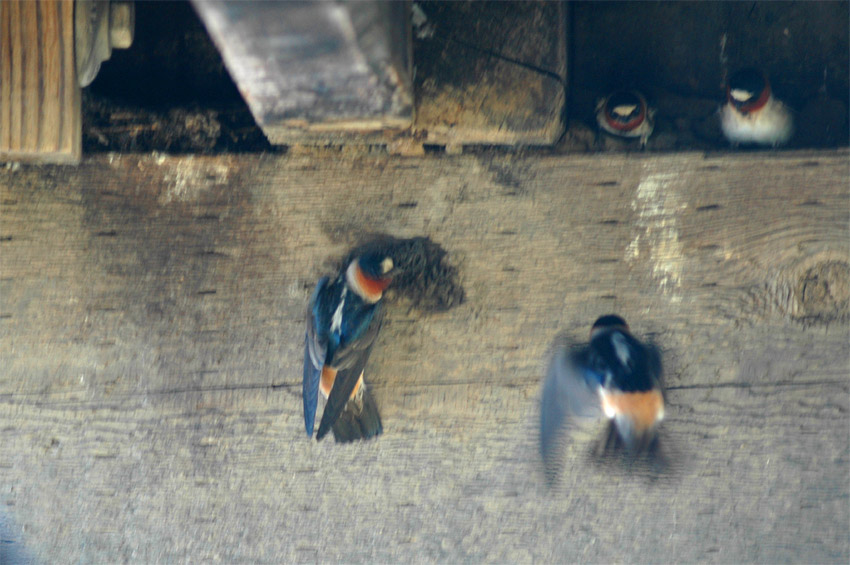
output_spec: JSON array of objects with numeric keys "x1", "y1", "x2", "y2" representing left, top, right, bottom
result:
[
  {"x1": 302, "y1": 277, "x2": 329, "y2": 437},
  {"x1": 645, "y1": 341, "x2": 664, "y2": 390},
  {"x1": 315, "y1": 307, "x2": 384, "y2": 441},
  {"x1": 331, "y1": 384, "x2": 383, "y2": 442},
  {"x1": 540, "y1": 337, "x2": 603, "y2": 480}
]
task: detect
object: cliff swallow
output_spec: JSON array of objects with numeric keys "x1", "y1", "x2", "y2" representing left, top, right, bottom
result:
[
  {"x1": 596, "y1": 90, "x2": 656, "y2": 147},
  {"x1": 540, "y1": 315, "x2": 664, "y2": 475},
  {"x1": 720, "y1": 68, "x2": 793, "y2": 147},
  {"x1": 303, "y1": 252, "x2": 396, "y2": 442}
]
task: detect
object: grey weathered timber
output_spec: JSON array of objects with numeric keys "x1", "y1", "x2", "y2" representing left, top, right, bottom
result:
[
  {"x1": 0, "y1": 151, "x2": 848, "y2": 563},
  {"x1": 413, "y1": 1, "x2": 568, "y2": 148},
  {"x1": 192, "y1": 0, "x2": 413, "y2": 145}
]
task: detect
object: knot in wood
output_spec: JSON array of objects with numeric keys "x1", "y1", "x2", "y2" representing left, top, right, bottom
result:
[{"x1": 794, "y1": 260, "x2": 850, "y2": 324}]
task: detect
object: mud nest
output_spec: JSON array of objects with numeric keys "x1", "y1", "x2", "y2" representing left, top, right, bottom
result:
[{"x1": 341, "y1": 235, "x2": 465, "y2": 313}]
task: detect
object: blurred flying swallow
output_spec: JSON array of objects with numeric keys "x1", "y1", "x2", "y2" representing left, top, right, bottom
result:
[
  {"x1": 720, "y1": 68, "x2": 793, "y2": 147},
  {"x1": 540, "y1": 315, "x2": 665, "y2": 478},
  {"x1": 303, "y1": 252, "x2": 396, "y2": 442},
  {"x1": 596, "y1": 90, "x2": 656, "y2": 147}
]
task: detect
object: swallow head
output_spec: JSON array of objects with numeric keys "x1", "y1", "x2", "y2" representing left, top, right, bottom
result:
[
  {"x1": 588, "y1": 315, "x2": 664, "y2": 451},
  {"x1": 347, "y1": 252, "x2": 395, "y2": 303},
  {"x1": 721, "y1": 68, "x2": 792, "y2": 147},
  {"x1": 727, "y1": 68, "x2": 771, "y2": 114},
  {"x1": 589, "y1": 314, "x2": 629, "y2": 339},
  {"x1": 359, "y1": 252, "x2": 396, "y2": 279},
  {"x1": 603, "y1": 91, "x2": 646, "y2": 130},
  {"x1": 596, "y1": 91, "x2": 655, "y2": 146}
]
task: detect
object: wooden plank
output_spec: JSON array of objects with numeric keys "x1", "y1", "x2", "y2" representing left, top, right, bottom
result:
[
  {"x1": 0, "y1": 0, "x2": 81, "y2": 164},
  {"x1": 413, "y1": 1, "x2": 568, "y2": 148},
  {"x1": 0, "y1": 151, "x2": 847, "y2": 562},
  {"x1": 191, "y1": 0, "x2": 413, "y2": 145}
]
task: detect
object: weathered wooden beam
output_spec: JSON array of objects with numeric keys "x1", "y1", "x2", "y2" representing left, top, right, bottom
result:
[
  {"x1": 0, "y1": 0, "x2": 81, "y2": 164},
  {"x1": 192, "y1": 0, "x2": 413, "y2": 145},
  {"x1": 413, "y1": 1, "x2": 568, "y2": 149},
  {"x1": 0, "y1": 151, "x2": 847, "y2": 562}
]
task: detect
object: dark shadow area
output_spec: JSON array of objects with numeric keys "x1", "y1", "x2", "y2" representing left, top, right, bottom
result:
[
  {"x1": 568, "y1": 0, "x2": 849, "y2": 151},
  {"x1": 83, "y1": 0, "x2": 849, "y2": 153},
  {"x1": 84, "y1": 1, "x2": 272, "y2": 153}
]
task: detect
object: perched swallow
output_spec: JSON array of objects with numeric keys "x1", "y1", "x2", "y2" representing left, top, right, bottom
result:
[
  {"x1": 596, "y1": 90, "x2": 656, "y2": 147},
  {"x1": 720, "y1": 68, "x2": 793, "y2": 147},
  {"x1": 303, "y1": 252, "x2": 396, "y2": 442},
  {"x1": 540, "y1": 315, "x2": 664, "y2": 475}
]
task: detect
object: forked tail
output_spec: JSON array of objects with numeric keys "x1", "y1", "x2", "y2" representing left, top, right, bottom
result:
[{"x1": 331, "y1": 383, "x2": 383, "y2": 443}]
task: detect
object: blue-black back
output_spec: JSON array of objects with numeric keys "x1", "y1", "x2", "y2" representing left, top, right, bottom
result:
[
  {"x1": 580, "y1": 329, "x2": 660, "y2": 393},
  {"x1": 312, "y1": 275, "x2": 382, "y2": 368}
]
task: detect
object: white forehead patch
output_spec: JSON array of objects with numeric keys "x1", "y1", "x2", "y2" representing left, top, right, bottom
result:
[
  {"x1": 730, "y1": 88, "x2": 754, "y2": 102},
  {"x1": 612, "y1": 103, "x2": 638, "y2": 117},
  {"x1": 380, "y1": 257, "x2": 393, "y2": 274},
  {"x1": 611, "y1": 332, "x2": 631, "y2": 366}
]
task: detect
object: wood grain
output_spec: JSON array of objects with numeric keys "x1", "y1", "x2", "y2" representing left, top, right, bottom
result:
[
  {"x1": 413, "y1": 1, "x2": 567, "y2": 147},
  {"x1": 0, "y1": 0, "x2": 81, "y2": 164},
  {"x1": 0, "y1": 151, "x2": 847, "y2": 562},
  {"x1": 192, "y1": 0, "x2": 413, "y2": 145}
]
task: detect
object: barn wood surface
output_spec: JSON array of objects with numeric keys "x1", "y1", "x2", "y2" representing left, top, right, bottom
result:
[
  {"x1": 413, "y1": 1, "x2": 567, "y2": 147},
  {"x1": 0, "y1": 0, "x2": 81, "y2": 164},
  {"x1": 1, "y1": 151, "x2": 848, "y2": 563}
]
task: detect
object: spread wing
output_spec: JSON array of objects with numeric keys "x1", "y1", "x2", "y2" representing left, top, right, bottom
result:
[
  {"x1": 540, "y1": 337, "x2": 603, "y2": 479},
  {"x1": 302, "y1": 277, "x2": 329, "y2": 437},
  {"x1": 315, "y1": 307, "x2": 384, "y2": 441}
]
